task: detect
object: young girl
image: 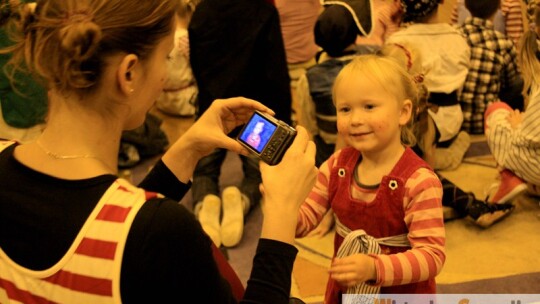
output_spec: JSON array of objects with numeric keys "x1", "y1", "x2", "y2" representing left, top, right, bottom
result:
[
  {"x1": 296, "y1": 55, "x2": 445, "y2": 302},
  {"x1": 485, "y1": 0, "x2": 540, "y2": 202},
  {"x1": 245, "y1": 121, "x2": 265, "y2": 150}
]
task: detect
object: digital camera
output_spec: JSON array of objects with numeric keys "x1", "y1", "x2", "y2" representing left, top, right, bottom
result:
[{"x1": 237, "y1": 110, "x2": 297, "y2": 165}]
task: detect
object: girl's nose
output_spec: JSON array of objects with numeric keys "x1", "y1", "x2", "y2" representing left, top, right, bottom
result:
[{"x1": 349, "y1": 110, "x2": 364, "y2": 125}]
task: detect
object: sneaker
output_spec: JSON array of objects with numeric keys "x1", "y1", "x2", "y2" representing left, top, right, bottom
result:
[
  {"x1": 198, "y1": 194, "x2": 222, "y2": 247},
  {"x1": 487, "y1": 169, "x2": 528, "y2": 204},
  {"x1": 220, "y1": 186, "x2": 244, "y2": 247},
  {"x1": 469, "y1": 201, "x2": 515, "y2": 228}
]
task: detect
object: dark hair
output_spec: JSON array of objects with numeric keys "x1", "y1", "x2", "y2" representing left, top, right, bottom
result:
[
  {"x1": 314, "y1": 5, "x2": 358, "y2": 57},
  {"x1": 402, "y1": 0, "x2": 440, "y2": 23},
  {"x1": 465, "y1": 0, "x2": 500, "y2": 19},
  {"x1": 0, "y1": 0, "x2": 178, "y2": 96}
]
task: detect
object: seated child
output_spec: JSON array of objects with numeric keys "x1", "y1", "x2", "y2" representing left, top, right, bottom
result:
[
  {"x1": 458, "y1": 0, "x2": 524, "y2": 134},
  {"x1": 155, "y1": 0, "x2": 199, "y2": 116},
  {"x1": 485, "y1": 0, "x2": 540, "y2": 203},
  {"x1": 381, "y1": 43, "x2": 515, "y2": 227},
  {"x1": 451, "y1": 0, "x2": 525, "y2": 46},
  {"x1": 296, "y1": 2, "x2": 380, "y2": 166},
  {"x1": 387, "y1": 0, "x2": 471, "y2": 152}
]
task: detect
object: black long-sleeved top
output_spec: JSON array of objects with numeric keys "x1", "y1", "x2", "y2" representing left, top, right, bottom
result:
[{"x1": 0, "y1": 143, "x2": 297, "y2": 303}]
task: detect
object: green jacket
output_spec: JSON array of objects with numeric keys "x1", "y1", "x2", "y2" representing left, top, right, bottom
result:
[{"x1": 0, "y1": 1, "x2": 47, "y2": 128}]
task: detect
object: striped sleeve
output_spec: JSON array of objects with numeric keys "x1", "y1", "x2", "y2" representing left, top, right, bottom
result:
[
  {"x1": 372, "y1": 168, "x2": 445, "y2": 287},
  {"x1": 501, "y1": 0, "x2": 524, "y2": 46},
  {"x1": 515, "y1": 87, "x2": 540, "y2": 148},
  {"x1": 295, "y1": 151, "x2": 339, "y2": 237}
]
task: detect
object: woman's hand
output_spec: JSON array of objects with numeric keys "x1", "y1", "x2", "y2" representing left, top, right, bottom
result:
[
  {"x1": 329, "y1": 254, "x2": 377, "y2": 288},
  {"x1": 259, "y1": 126, "x2": 318, "y2": 244},
  {"x1": 162, "y1": 97, "x2": 273, "y2": 182}
]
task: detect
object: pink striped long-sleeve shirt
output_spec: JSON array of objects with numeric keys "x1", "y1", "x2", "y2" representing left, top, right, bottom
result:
[{"x1": 296, "y1": 150, "x2": 445, "y2": 287}]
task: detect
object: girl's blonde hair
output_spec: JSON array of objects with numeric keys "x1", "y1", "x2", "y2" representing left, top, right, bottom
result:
[
  {"x1": 332, "y1": 54, "x2": 419, "y2": 146},
  {"x1": 1, "y1": 0, "x2": 178, "y2": 97},
  {"x1": 519, "y1": 0, "x2": 540, "y2": 107},
  {"x1": 379, "y1": 43, "x2": 429, "y2": 152}
]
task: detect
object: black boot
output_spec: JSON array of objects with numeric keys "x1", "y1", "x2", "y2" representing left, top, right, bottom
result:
[{"x1": 466, "y1": 199, "x2": 515, "y2": 228}]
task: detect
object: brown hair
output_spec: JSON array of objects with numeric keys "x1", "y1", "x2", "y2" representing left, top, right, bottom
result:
[
  {"x1": 519, "y1": 0, "x2": 540, "y2": 107},
  {"x1": 465, "y1": 0, "x2": 500, "y2": 19},
  {"x1": 1, "y1": 0, "x2": 178, "y2": 96},
  {"x1": 333, "y1": 54, "x2": 419, "y2": 147}
]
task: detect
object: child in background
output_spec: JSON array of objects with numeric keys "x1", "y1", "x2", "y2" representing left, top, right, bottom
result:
[
  {"x1": 188, "y1": 0, "x2": 292, "y2": 248},
  {"x1": 275, "y1": 0, "x2": 320, "y2": 89},
  {"x1": 296, "y1": 2, "x2": 380, "y2": 167},
  {"x1": 155, "y1": 0, "x2": 199, "y2": 117},
  {"x1": 0, "y1": 0, "x2": 46, "y2": 142},
  {"x1": 451, "y1": 0, "x2": 525, "y2": 46},
  {"x1": 382, "y1": 43, "x2": 515, "y2": 228},
  {"x1": 458, "y1": 0, "x2": 524, "y2": 134},
  {"x1": 296, "y1": 55, "x2": 445, "y2": 302},
  {"x1": 387, "y1": 0, "x2": 471, "y2": 170},
  {"x1": 485, "y1": 0, "x2": 540, "y2": 203}
]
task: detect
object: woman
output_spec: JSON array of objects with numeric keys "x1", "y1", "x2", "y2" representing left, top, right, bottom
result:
[{"x1": 0, "y1": 0, "x2": 317, "y2": 303}]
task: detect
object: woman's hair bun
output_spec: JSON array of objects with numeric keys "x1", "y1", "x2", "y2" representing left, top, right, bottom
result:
[{"x1": 58, "y1": 12, "x2": 102, "y2": 62}]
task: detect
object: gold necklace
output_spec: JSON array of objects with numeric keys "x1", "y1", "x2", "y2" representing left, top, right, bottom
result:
[
  {"x1": 36, "y1": 139, "x2": 97, "y2": 159},
  {"x1": 35, "y1": 139, "x2": 117, "y2": 173}
]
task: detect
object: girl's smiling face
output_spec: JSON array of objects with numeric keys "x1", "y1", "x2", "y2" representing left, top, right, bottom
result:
[{"x1": 334, "y1": 71, "x2": 412, "y2": 155}]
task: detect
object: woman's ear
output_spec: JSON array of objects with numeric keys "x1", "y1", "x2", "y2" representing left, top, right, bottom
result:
[
  {"x1": 117, "y1": 54, "x2": 139, "y2": 96},
  {"x1": 399, "y1": 99, "x2": 413, "y2": 126}
]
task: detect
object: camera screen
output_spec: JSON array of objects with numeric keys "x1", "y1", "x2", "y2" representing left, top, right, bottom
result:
[{"x1": 238, "y1": 112, "x2": 277, "y2": 153}]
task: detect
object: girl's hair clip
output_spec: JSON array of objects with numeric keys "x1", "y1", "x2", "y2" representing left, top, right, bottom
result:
[{"x1": 413, "y1": 73, "x2": 424, "y2": 84}]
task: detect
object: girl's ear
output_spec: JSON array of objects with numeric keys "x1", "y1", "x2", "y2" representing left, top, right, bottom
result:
[
  {"x1": 399, "y1": 99, "x2": 413, "y2": 126},
  {"x1": 116, "y1": 54, "x2": 139, "y2": 96}
]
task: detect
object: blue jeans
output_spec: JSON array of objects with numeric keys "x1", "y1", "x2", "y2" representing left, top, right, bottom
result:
[{"x1": 192, "y1": 148, "x2": 261, "y2": 212}]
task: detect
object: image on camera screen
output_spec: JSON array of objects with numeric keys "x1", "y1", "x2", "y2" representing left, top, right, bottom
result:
[{"x1": 238, "y1": 112, "x2": 277, "y2": 153}]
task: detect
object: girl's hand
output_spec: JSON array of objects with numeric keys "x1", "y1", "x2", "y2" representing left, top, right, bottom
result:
[
  {"x1": 329, "y1": 254, "x2": 377, "y2": 287},
  {"x1": 507, "y1": 109, "x2": 523, "y2": 129},
  {"x1": 162, "y1": 97, "x2": 273, "y2": 182}
]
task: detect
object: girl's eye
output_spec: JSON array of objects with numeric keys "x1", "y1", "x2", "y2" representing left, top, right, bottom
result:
[
  {"x1": 364, "y1": 104, "x2": 375, "y2": 110},
  {"x1": 338, "y1": 106, "x2": 350, "y2": 113}
]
